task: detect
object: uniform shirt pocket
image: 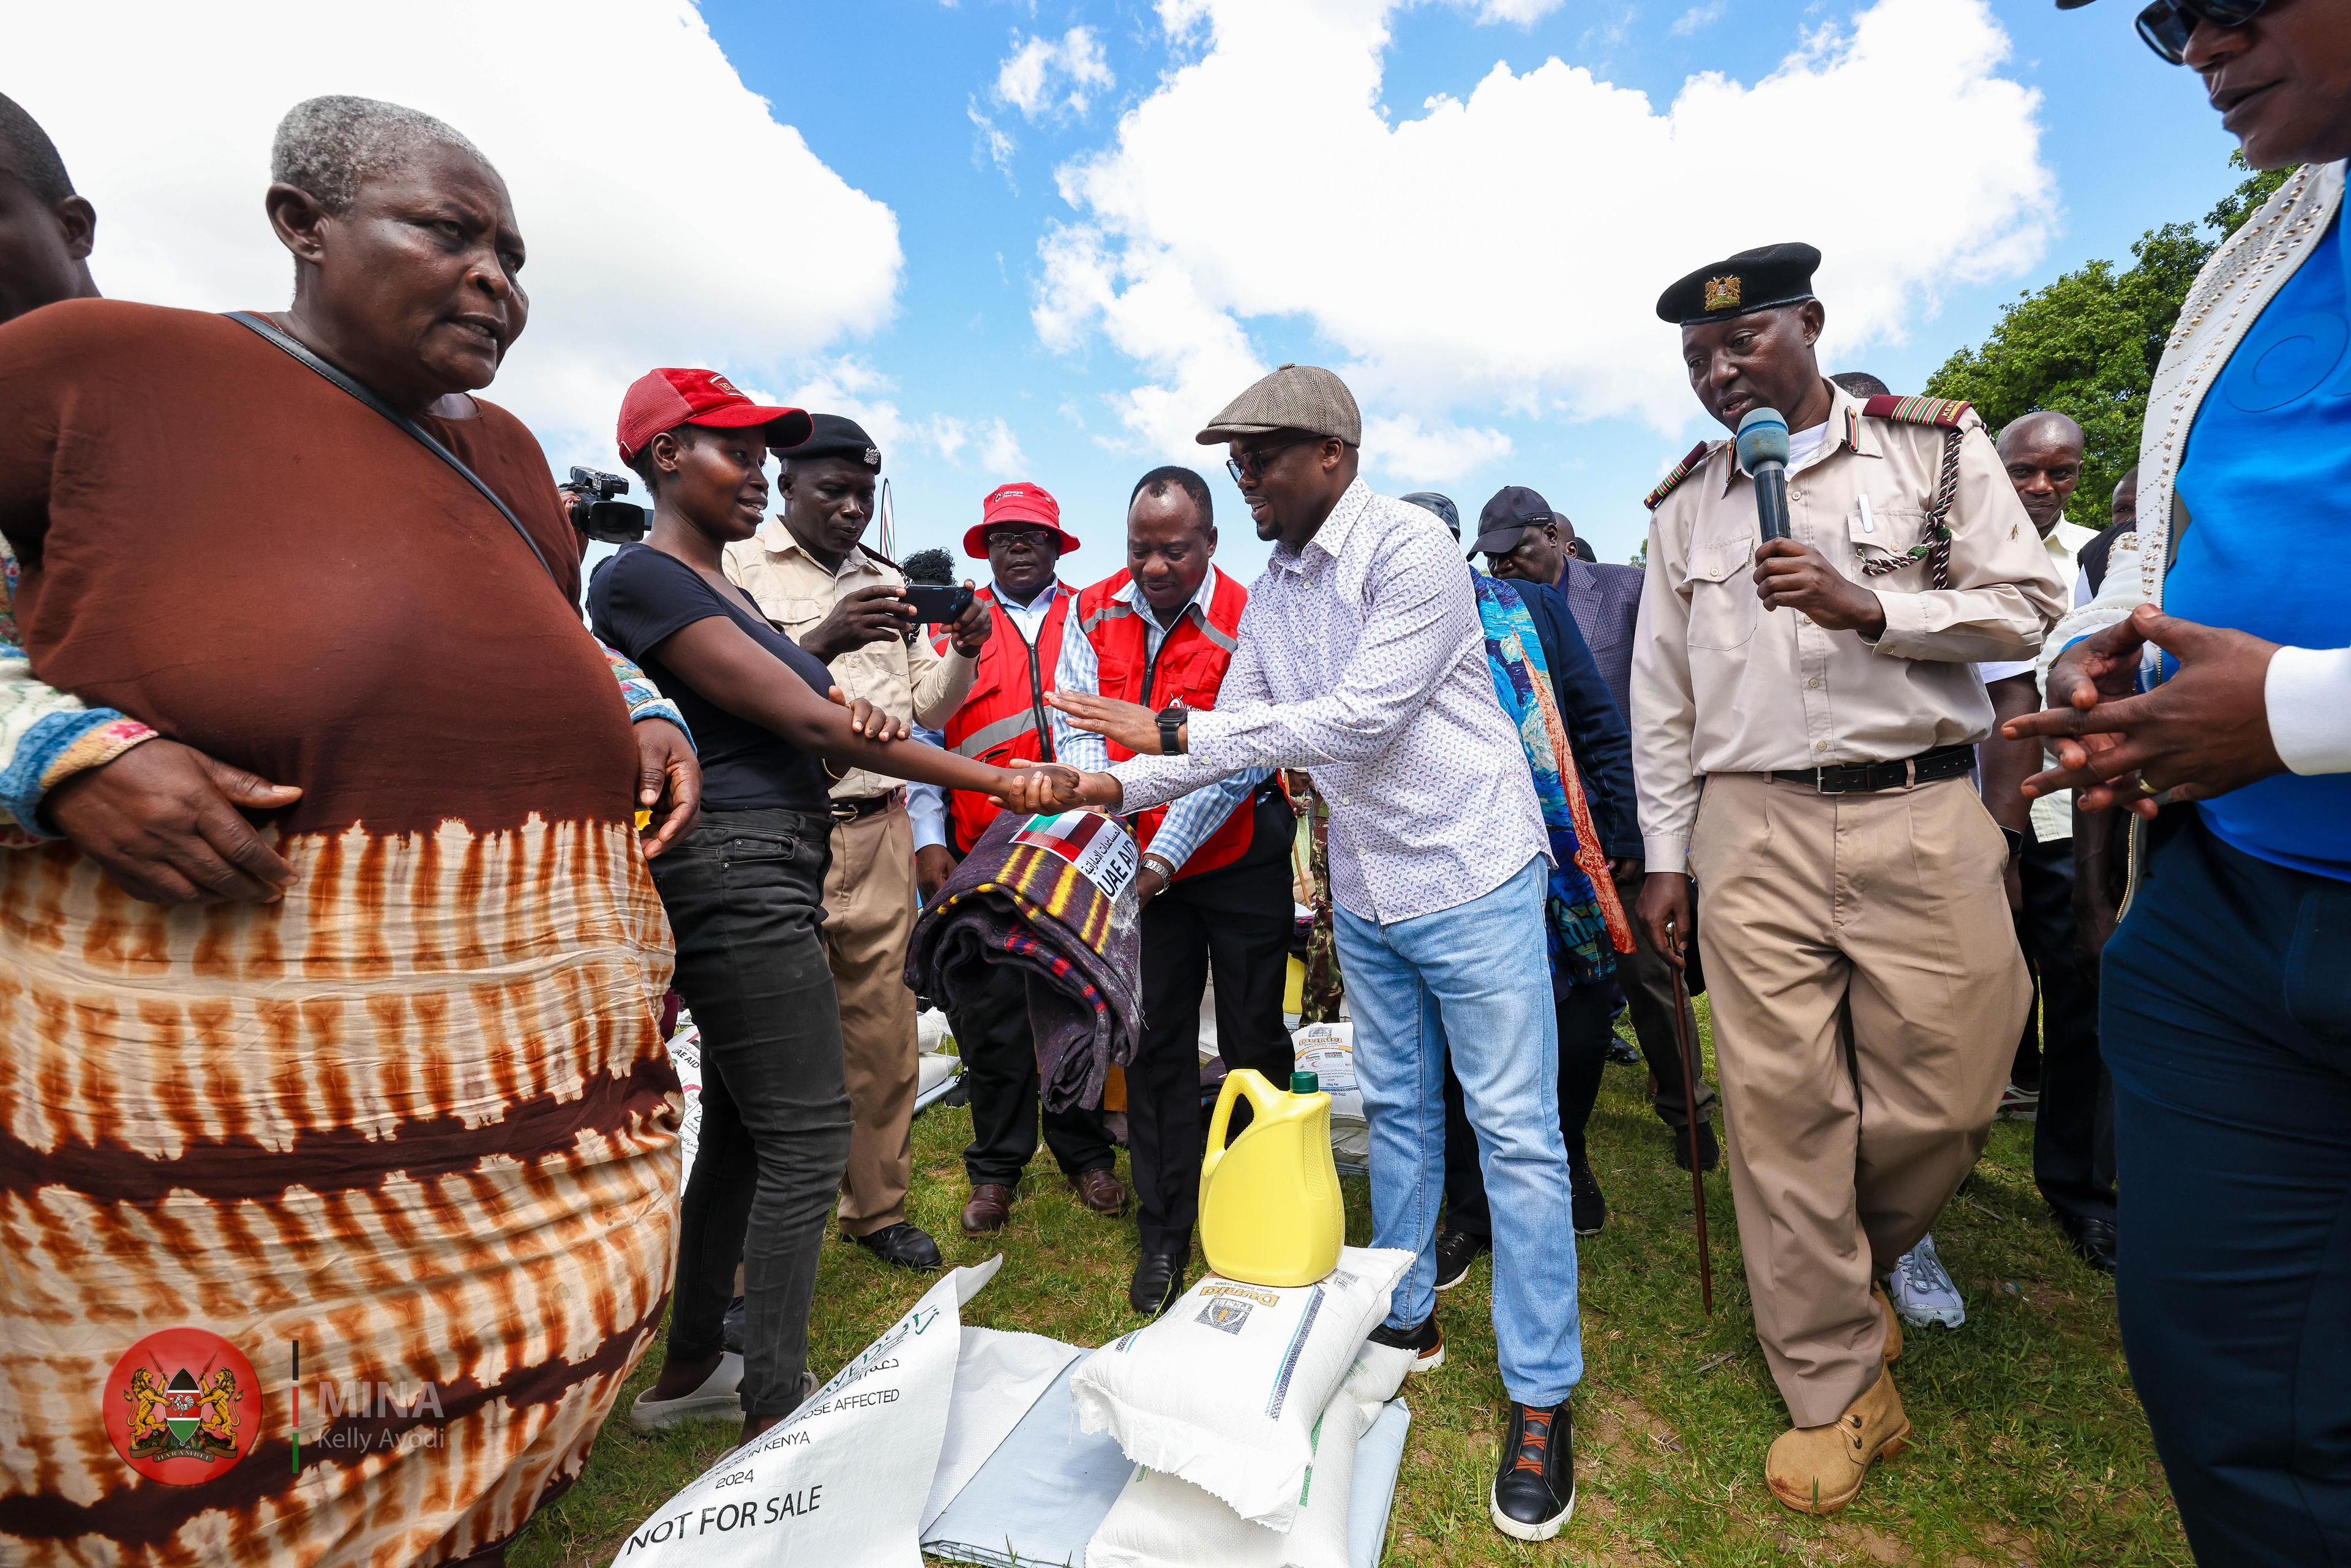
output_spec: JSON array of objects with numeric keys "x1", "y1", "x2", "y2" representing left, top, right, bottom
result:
[
  {"x1": 1848, "y1": 503, "x2": 1929, "y2": 580},
  {"x1": 1684, "y1": 536, "x2": 1759, "y2": 651}
]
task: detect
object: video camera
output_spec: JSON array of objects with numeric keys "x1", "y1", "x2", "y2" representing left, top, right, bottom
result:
[{"x1": 560, "y1": 468, "x2": 650, "y2": 544}]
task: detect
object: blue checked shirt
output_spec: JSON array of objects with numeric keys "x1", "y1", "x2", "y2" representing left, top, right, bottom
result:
[{"x1": 1050, "y1": 568, "x2": 1267, "y2": 876}]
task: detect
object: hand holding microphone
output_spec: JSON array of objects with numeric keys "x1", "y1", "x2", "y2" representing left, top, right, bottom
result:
[{"x1": 1732, "y1": 405, "x2": 1886, "y2": 636}]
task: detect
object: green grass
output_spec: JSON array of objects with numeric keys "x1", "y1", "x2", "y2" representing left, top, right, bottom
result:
[{"x1": 513, "y1": 1011, "x2": 2186, "y2": 1567}]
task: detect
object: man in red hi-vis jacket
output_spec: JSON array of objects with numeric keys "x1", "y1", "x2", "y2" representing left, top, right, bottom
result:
[
  {"x1": 932, "y1": 482, "x2": 1128, "y2": 1239},
  {"x1": 1052, "y1": 467, "x2": 1297, "y2": 1316}
]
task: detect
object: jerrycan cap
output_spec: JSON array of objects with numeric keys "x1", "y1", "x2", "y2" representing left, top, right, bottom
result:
[{"x1": 1290, "y1": 1070, "x2": 1319, "y2": 1094}]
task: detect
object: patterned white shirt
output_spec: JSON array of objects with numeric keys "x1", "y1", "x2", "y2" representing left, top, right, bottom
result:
[
  {"x1": 1051, "y1": 567, "x2": 1267, "y2": 876},
  {"x1": 1111, "y1": 479, "x2": 1548, "y2": 924}
]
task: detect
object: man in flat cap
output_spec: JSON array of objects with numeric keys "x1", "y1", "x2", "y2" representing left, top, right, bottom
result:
[
  {"x1": 724, "y1": 414, "x2": 994, "y2": 1273},
  {"x1": 1630, "y1": 243, "x2": 2066, "y2": 1513},
  {"x1": 1031, "y1": 366, "x2": 1587, "y2": 1544}
]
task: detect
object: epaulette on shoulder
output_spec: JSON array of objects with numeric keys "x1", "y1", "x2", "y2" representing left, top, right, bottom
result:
[
  {"x1": 1643, "y1": 441, "x2": 1717, "y2": 512},
  {"x1": 1861, "y1": 394, "x2": 1974, "y2": 429}
]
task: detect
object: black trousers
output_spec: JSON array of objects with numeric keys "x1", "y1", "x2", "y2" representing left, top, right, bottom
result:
[
  {"x1": 2105, "y1": 811, "x2": 2351, "y2": 1565},
  {"x1": 650, "y1": 808, "x2": 853, "y2": 1419},
  {"x1": 954, "y1": 956, "x2": 1114, "y2": 1186},
  {"x1": 2019, "y1": 830, "x2": 2114, "y2": 1223},
  {"x1": 1440, "y1": 981, "x2": 1618, "y2": 1242},
  {"x1": 1130, "y1": 845, "x2": 1296, "y2": 1256}
]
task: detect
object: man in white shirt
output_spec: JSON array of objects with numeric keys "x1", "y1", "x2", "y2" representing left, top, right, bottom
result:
[{"x1": 1033, "y1": 365, "x2": 1585, "y2": 1544}]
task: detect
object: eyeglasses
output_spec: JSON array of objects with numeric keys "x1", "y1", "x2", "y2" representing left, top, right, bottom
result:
[
  {"x1": 1224, "y1": 436, "x2": 1319, "y2": 486},
  {"x1": 2134, "y1": 0, "x2": 2268, "y2": 66},
  {"x1": 987, "y1": 527, "x2": 1058, "y2": 551}
]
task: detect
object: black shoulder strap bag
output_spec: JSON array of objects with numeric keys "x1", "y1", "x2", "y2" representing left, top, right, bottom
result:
[{"x1": 223, "y1": 310, "x2": 564, "y2": 593}]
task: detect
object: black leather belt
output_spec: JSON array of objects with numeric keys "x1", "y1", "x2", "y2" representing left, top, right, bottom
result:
[
  {"x1": 830, "y1": 788, "x2": 905, "y2": 822},
  {"x1": 1770, "y1": 743, "x2": 1975, "y2": 795}
]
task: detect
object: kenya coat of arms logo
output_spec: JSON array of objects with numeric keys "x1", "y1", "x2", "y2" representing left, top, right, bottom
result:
[{"x1": 105, "y1": 1327, "x2": 263, "y2": 1484}]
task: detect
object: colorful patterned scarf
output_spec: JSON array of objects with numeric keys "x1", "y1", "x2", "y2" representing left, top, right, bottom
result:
[{"x1": 1473, "y1": 575, "x2": 1633, "y2": 988}]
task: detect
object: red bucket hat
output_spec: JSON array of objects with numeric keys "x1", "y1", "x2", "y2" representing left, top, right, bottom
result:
[
  {"x1": 616, "y1": 368, "x2": 814, "y2": 463},
  {"x1": 964, "y1": 481, "x2": 1082, "y2": 558}
]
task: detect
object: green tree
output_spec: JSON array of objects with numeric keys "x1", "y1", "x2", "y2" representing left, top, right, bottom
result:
[{"x1": 1924, "y1": 156, "x2": 2291, "y2": 523}]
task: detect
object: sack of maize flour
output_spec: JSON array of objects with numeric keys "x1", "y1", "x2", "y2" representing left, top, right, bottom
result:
[
  {"x1": 1084, "y1": 1381, "x2": 1367, "y2": 1568},
  {"x1": 1070, "y1": 1246, "x2": 1410, "y2": 1529}
]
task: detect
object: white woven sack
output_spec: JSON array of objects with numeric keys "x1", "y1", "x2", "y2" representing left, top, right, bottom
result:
[
  {"x1": 1071, "y1": 1246, "x2": 1411, "y2": 1529},
  {"x1": 1085, "y1": 1383, "x2": 1364, "y2": 1568}
]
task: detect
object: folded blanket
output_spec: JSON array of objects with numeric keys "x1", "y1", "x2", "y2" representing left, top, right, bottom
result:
[{"x1": 907, "y1": 809, "x2": 1144, "y2": 1112}]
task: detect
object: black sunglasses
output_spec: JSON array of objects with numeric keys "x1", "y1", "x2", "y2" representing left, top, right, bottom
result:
[
  {"x1": 2134, "y1": 0, "x2": 2267, "y2": 65},
  {"x1": 1224, "y1": 435, "x2": 1319, "y2": 486}
]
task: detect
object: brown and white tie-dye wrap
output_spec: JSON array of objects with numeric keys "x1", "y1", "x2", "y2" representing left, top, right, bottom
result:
[{"x1": 0, "y1": 816, "x2": 680, "y2": 1566}]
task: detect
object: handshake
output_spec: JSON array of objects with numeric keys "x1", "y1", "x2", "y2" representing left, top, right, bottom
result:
[{"x1": 991, "y1": 763, "x2": 1122, "y2": 815}]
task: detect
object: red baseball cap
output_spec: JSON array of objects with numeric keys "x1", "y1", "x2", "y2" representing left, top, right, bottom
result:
[
  {"x1": 963, "y1": 481, "x2": 1081, "y2": 558},
  {"x1": 615, "y1": 368, "x2": 814, "y2": 463}
]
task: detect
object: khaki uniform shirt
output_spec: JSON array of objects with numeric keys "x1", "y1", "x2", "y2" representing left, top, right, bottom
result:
[
  {"x1": 1631, "y1": 382, "x2": 2068, "y2": 871},
  {"x1": 723, "y1": 519, "x2": 977, "y2": 802}
]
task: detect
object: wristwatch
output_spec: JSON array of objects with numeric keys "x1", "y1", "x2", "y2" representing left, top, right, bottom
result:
[
  {"x1": 1141, "y1": 851, "x2": 1179, "y2": 883},
  {"x1": 2000, "y1": 826, "x2": 2027, "y2": 860},
  {"x1": 1157, "y1": 702, "x2": 1190, "y2": 756}
]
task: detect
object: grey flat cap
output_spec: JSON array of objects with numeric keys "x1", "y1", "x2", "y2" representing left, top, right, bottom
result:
[{"x1": 1196, "y1": 363, "x2": 1362, "y2": 446}]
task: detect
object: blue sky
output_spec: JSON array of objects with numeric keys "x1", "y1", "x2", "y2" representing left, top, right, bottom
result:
[{"x1": 685, "y1": 0, "x2": 2243, "y2": 580}]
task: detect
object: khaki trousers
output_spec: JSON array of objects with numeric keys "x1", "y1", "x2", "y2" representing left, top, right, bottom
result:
[
  {"x1": 1689, "y1": 772, "x2": 2027, "y2": 1427},
  {"x1": 822, "y1": 800, "x2": 921, "y2": 1237}
]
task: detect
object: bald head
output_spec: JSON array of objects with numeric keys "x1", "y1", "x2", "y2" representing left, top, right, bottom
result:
[
  {"x1": 1997, "y1": 410, "x2": 2085, "y2": 538},
  {"x1": 0, "y1": 92, "x2": 97, "y2": 324}
]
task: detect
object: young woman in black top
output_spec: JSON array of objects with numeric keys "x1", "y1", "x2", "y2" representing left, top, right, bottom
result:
[{"x1": 591, "y1": 373, "x2": 1056, "y2": 1442}]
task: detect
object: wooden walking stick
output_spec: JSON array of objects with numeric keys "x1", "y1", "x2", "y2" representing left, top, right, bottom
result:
[{"x1": 1668, "y1": 950, "x2": 1715, "y2": 1318}]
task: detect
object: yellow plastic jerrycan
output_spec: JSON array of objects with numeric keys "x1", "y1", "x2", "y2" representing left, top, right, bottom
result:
[{"x1": 1198, "y1": 1068, "x2": 1344, "y2": 1288}]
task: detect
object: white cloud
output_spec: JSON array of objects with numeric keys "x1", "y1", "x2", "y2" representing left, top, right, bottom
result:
[
  {"x1": 996, "y1": 26, "x2": 1117, "y2": 121},
  {"x1": 978, "y1": 418, "x2": 1028, "y2": 477},
  {"x1": 970, "y1": 99, "x2": 1018, "y2": 185},
  {"x1": 10, "y1": 0, "x2": 903, "y2": 481},
  {"x1": 1364, "y1": 415, "x2": 1513, "y2": 483},
  {"x1": 1470, "y1": 0, "x2": 1567, "y2": 23},
  {"x1": 1672, "y1": 0, "x2": 1728, "y2": 35},
  {"x1": 782, "y1": 357, "x2": 1025, "y2": 481},
  {"x1": 1036, "y1": 0, "x2": 2052, "y2": 449}
]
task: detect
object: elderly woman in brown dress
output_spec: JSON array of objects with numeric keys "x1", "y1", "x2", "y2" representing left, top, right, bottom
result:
[{"x1": 0, "y1": 97, "x2": 696, "y2": 1566}]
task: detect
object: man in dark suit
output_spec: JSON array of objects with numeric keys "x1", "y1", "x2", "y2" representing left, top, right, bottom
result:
[{"x1": 1475, "y1": 487, "x2": 1721, "y2": 1171}]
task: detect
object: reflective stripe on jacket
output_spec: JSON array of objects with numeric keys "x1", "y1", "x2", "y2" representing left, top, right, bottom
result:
[
  {"x1": 1075, "y1": 567, "x2": 1255, "y2": 879},
  {"x1": 939, "y1": 583, "x2": 1074, "y2": 854}
]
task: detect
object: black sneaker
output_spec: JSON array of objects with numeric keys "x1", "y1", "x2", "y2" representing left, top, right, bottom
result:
[
  {"x1": 1605, "y1": 1033, "x2": 1643, "y2": 1067},
  {"x1": 1433, "y1": 1227, "x2": 1488, "y2": 1292},
  {"x1": 1670, "y1": 1119, "x2": 1720, "y2": 1173},
  {"x1": 1569, "y1": 1154, "x2": 1608, "y2": 1238},
  {"x1": 1367, "y1": 1312, "x2": 1445, "y2": 1376},
  {"x1": 1491, "y1": 1398, "x2": 1576, "y2": 1540}
]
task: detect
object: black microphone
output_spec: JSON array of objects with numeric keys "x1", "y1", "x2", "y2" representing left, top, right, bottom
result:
[{"x1": 1734, "y1": 407, "x2": 1792, "y2": 544}]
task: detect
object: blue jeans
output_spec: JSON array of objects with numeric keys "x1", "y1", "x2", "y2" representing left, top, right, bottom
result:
[
  {"x1": 1335, "y1": 856, "x2": 1583, "y2": 1406},
  {"x1": 2104, "y1": 810, "x2": 2351, "y2": 1566}
]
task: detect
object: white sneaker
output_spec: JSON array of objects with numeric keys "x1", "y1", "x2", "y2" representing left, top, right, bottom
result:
[
  {"x1": 628, "y1": 1352, "x2": 745, "y2": 1431},
  {"x1": 1886, "y1": 1234, "x2": 1966, "y2": 1329}
]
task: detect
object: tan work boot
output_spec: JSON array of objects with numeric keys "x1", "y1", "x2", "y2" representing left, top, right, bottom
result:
[
  {"x1": 1766, "y1": 1368, "x2": 1911, "y2": 1515},
  {"x1": 1874, "y1": 1283, "x2": 1903, "y2": 1363}
]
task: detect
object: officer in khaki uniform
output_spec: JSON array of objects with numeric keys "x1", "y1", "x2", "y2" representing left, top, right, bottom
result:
[
  {"x1": 724, "y1": 415, "x2": 992, "y2": 1271},
  {"x1": 1629, "y1": 244, "x2": 2066, "y2": 1514}
]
